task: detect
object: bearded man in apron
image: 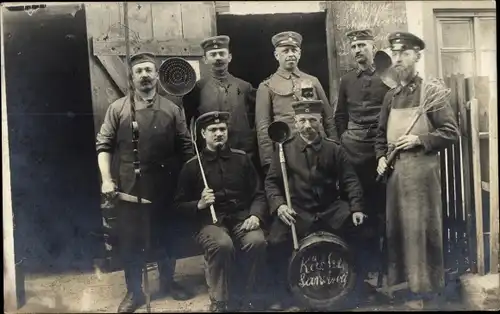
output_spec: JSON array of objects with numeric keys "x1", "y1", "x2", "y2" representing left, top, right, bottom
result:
[
  {"x1": 375, "y1": 32, "x2": 459, "y2": 308},
  {"x1": 334, "y1": 29, "x2": 391, "y2": 299},
  {"x1": 96, "y1": 53, "x2": 194, "y2": 312}
]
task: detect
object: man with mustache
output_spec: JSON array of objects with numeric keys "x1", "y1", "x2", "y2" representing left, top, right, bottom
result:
[
  {"x1": 175, "y1": 111, "x2": 268, "y2": 312},
  {"x1": 183, "y1": 35, "x2": 257, "y2": 165},
  {"x1": 255, "y1": 31, "x2": 336, "y2": 176},
  {"x1": 333, "y1": 29, "x2": 391, "y2": 299},
  {"x1": 96, "y1": 52, "x2": 194, "y2": 312},
  {"x1": 264, "y1": 100, "x2": 365, "y2": 310},
  {"x1": 375, "y1": 32, "x2": 459, "y2": 308}
]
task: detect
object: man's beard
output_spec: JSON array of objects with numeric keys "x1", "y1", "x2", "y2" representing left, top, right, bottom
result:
[
  {"x1": 137, "y1": 78, "x2": 154, "y2": 92},
  {"x1": 394, "y1": 64, "x2": 415, "y2": 82},
  {"x1": 300, "y1": 127, "x2": 319, "y2": 141}
]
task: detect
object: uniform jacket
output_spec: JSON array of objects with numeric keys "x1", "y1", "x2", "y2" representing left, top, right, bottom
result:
[
  {"x1": 183, "y1": 74, "x2": 257, "y2": 154},
  {"x1": 265, "y1": 134, "x2": 364, "y2": 219},
  {"x1": 174, "y1": 145, "x2": 268, "y2": 227},
  {"x1": 374, "y1": 75, "x2": 459, "y2": 159},
  {"x1": 96, "y1": 93, "x2": 193, "y2": 204},
  {"x1": 255, "y1": 68, "x2": 336, "y2": 167},
  {"x1": 334, "y1": 66, "x2": 390, "y2": 140}
]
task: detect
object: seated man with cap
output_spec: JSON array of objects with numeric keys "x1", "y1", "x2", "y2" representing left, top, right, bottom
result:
[
  {"x1": 375, "y1": 32, "x2": 458, "y2": 308},
  {"x1": 96, "y1": 52, "x2": 194, "y2": 312},
  {"x1": 264, "y1": 100, "x2": 366, "y2": 309},
  {"x1": 182, "y1": 35, "x2": 258, "y2": 165},
  {"x1": 255, "y1": 31, "x2": 336, "y2": 176},
  {"x1": 174, "y1": 111, "x2": 268, "y2": 312}
]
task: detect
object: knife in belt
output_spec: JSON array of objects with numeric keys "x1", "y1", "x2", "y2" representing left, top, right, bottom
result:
[{"x1": 102, "y1": 191, "x2": 152, "y2": 204}]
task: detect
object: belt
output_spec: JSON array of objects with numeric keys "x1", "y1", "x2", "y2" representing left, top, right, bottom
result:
[{"x1": 347, "y1": 121, "x2": 378, "y2": 130}]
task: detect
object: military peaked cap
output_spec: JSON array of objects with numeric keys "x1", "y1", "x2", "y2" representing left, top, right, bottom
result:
[
  {"x1": 272, "y1": 31, "x2": 303, "y2": 48},
  {"x1": 388, "y1": 31, "x2": 426, "y2": 51},
  {"x1": 292, "y1": 100, "x2": 323, "y2": 115},
  {"x1": 130, "y1": 52, "x2": 157, "y2": 67},
  {"x1": 200, "y1": 35, "x2": 230, "y2": 53},
  {"x1": 346, "y1": 29, "x2": 374, "y2": 42},
  {"x1": 196, "y1": 111, "x2": 231, "y2": 130}
]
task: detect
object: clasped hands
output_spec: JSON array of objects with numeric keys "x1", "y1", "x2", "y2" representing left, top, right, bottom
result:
[
  {"x1": 377, "y1": 134, "x2": 421, "y2": 175},
  {"x1": 277, "y1": 204, "x2": 365, "y2": 227},
  {"x1": 197, "y1": 187, "x2": 260, "y2": 231}
]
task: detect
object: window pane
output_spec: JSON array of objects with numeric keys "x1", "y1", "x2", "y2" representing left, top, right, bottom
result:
[
  {"x1": 441, "y1": 52, "x2": 475, "y2": 77},
  {"x1": 441, "y1": 20, "x2": 473, "y2": 48},
  {"x1": 479, "y1": 18, "x2": 496, "y2": 49},
  {"x1": 480, "y1": 50, "x2": 497, "y2": 81}
]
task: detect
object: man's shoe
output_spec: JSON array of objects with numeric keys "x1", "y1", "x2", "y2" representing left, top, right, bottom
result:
[
  {"x1": 117, "y1": 291, "x2": 146, "y2": 313},
  {"x1": 168, "y1": 281, "x2": 193, "y2": 301},
  {"x1": 209, "y1": 300, "x2": 228, "y2": 312}
]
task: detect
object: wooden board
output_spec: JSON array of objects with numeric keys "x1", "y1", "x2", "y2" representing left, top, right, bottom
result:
[
  {"x1": 92, "y1": 38, "x2": 204, "y2": 57},
  {"x1": 151, "y1": 2, "x2": 183, "y2": 40},
  {"x1": 330, "y1": 1, "x2": 408, "y2": 75},
  {"x1": 325, "y1": 2, "x2": 340, "y2": 106}
]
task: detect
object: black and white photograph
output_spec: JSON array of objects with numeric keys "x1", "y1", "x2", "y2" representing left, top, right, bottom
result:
[{"x1": 2, "y1": 1, "x2": 498, "y2": 312}]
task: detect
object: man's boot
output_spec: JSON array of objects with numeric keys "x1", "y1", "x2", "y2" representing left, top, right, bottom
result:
[
  {"x1": 117, "y1": 291, "x2": 146, "y2": 313},
  {"x1": 209, "y1": 299, "x2": 228, "y2": 312},
  {"x1": 158, "y1": 259, "x2": 193, "y2": 300}
]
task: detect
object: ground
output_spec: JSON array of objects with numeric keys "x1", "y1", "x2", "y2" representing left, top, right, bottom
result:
[{"x1": 14, "y1": 255, "x2": 474, "y2": 313}]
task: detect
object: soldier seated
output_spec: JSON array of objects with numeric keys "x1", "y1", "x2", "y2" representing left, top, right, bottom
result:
[
  {"x1": 264, "y1": 100, "x2": 367, "y2": 310},
  {"x1": 174, "y1": 111, "x2": 268, "y2": 312}
]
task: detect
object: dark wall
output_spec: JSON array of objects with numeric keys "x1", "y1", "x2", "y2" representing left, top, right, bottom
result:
[
  {"x1": 4, "y1": 4, "x2": 103, "y2": 274},
  {"x1": 216, "y1": 12, "x2": 330, "y2": 99}
]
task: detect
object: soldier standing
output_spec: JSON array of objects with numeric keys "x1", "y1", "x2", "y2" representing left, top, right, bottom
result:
[
  {"x1": 333, "y1": 29, "x2": 391, "y2": 298},
  {"x1": 183, "y1": 35, "x2": 257, "y2": 163},
  {"x1": 255, "y1": 31, "x2": 336, "y2": 175},
  {"x1": 375, "y1": 32, "x2": 459, "y2": 308},
  {"x1": 96, "y1": 52, "x2": 194, "y2": 312}
]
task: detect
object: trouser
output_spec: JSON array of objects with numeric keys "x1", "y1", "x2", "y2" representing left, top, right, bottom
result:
[
  {"x1": 116, "y1": 201, "x2": 176, "y2": 294},
  {"x1": 196, "y1": 220, "x2": 267, "y2": 302}
]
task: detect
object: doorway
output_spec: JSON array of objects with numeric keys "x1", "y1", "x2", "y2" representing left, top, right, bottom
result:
[
  {"x1": 216, "y1": 12, "x2": 330, "y2": 99},
  {"x1": 3, "y1": 4, "x2": 103, "y2": 277}
]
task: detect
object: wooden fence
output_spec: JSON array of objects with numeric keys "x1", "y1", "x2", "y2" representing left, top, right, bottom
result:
[{"x1": 441, "y1": 74, "x2": 498, "y2": 278}]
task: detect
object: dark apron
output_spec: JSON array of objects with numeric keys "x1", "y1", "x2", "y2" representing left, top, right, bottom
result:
[
  {"x1": 115, "y1": 97, "x2": 182, "y2": 248},
  {"x1": 385, "y1": 107, "x2": 445, "y2": 293}
]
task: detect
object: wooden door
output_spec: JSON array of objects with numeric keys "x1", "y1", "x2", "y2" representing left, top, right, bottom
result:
[{"x1": 85, "y1": 2, "x2": 217, "y2": 133}]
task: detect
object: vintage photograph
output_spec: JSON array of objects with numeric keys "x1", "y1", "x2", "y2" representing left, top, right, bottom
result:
[{"x1": 2, "y1": 1, "x2": 498, "y2": 313}]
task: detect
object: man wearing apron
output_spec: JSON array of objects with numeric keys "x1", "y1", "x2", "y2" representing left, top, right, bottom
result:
[
  {"x1": 174, "y1": 112, "x2": 268, "y2": 312},
  {"x1": 183, "y1": 36, "x2": 258, "y2": 166},
  {"x1": 96, "y1": 53, "x2": 194, "y2": 312},
  {"x1": 334, "y1": 29, "x2": 391, "y2": 298},
  {"x1": 375, "y1": 32, "x2": 459, "y2": 308},
  {"x1": 265, "y1": 100, "x2": 366, "y2": 310},
  {"x1": 255, "y1": 31, "x2": 336, "y2": 176}
]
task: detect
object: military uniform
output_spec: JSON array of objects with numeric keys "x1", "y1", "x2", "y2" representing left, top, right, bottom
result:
[
  {"x1": 374, "y1": 32, "x2": 459, "y2": 296},
  {"x1": 264, "y1": 101, "x2": 364, "y2": 299},
  {"x1": 183, "y1": 36, "x2": 257, "y2": 158},
  {"x1": 255, "y1": 31, "x2": 336, "y2": 172},
  {"x1": 174, "y1": 112, "x2": 268, "y2": 311},
  {"x1": 96, "y1": 53, "x2": 194, "y2": 311}
]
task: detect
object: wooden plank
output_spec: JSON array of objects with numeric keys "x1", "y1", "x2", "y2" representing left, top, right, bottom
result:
[
  {"x1": 96, "y1": 55, "x2": 128, "y2": 94},
  {"x1": 180, "y1": 2, "x2": 214, "y2": 39},
  {"x1": 126, "y1": 2, "x2": 153, "y2": 40},
  {"x1": 470, "y1": 98, "x2": 485, "y2": 275},
  {"x1": 92, "y1": 38, "x2": 204, "y2": 57},
  {"x1": 1, "y1": 6, "x2": 19, "y2": 311},
  {"x1": 440, "y1": 148, "x2": 451, "y2": 269},
  {"x1": 151, "y1": 3, "x2": 183, "y2": 40},
  {"x1": 85, "y1": 3, "x2": 123, "y2": 41},
  {"x1": 488, "y1": 87, "x2": 499, "y2": 275},
  {"x1": 325, "y1": 2, "x2": 341, "y2": 107},
  {"x1": 215, "y1": 1, "x2": 230, "y2": 13}
]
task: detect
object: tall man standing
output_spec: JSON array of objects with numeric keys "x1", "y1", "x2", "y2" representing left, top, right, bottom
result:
[
  {"x1": 375, "y1": 32, "x2": 459, "y2": 307},
  {"x1": 255, "y1": 31, "x2": 336, "y2": 175},
  {"x1": 96, "y1": 52, "x2": 194, "y2": 312},
  {"x1": 334, "y1": 29, "x2": 391, "y2": 294},
  {"x1": 183, "y1": 35, "x2": 257, "y2": 160},
  {"x1": 174, "y1": 111, "x2": 267, "y2": 312}
]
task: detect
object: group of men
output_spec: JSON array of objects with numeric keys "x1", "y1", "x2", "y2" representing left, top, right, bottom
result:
[{"x1": 96, "y1": 27, "x2": 459, "y2": 313}]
